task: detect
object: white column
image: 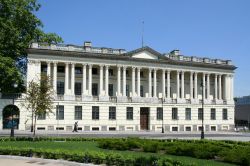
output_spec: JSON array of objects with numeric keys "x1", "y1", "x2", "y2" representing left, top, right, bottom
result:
[
  {"x1": 231, "y1": 75, "x2": 234, "y2": 100},
  {"x1": 99, "y1": 65, "x2": 103, "y2": 96},
  {"x1": 162, "y1": 69, "x2": 165, "y2": 98},
  {"x1": 71, "y1": 63, "x2": 75, "y2": 95},
  {"x1": 167, "y1": 70, "x2": 170, "y2": 99},
  {"x1": 207, "y1": 74, "x2": 210, "y2": 99},
  {"x1": 137, "y1": 67, "x2": 141, "y2": 97},
  {"x1": 132, "y1": 67, "x2": 136, "y2": 96},
  {"x1": 117, "y1": 66, "x2": 121, "y2": 96},
  {"x1": 105, "y1": 65, "x2": 109, "y2": 96},
  {"x1": 181, "y1": 71, "x2": 185, "y2": 99},
  {"x1": 153, "y1": 69, "x2": 157, "y2": 98},
  {"x1": 123, "y1": 66, "x2": 126, "y2": 96},
  {"x1": 88, "y1": 64, "x2": 92, "y2": 96},
  {"x1": 82, "y1": 64, "x2": 86, "y2": 95},
  {"x1": 225, "y1": 74, "x2": 230, "y2": 100},
  {"x1": 65, "y1": 62, "x2": 69, "y2": 94},
  {"x1": 176, "y1": 71, "x2": 180, "y2": 99},
  {"x1": 202, "y1": 73, "x2": 206, "y2": 99},
  {"x1": 148, "y1": 68, "x2": 152, "y2": 97},
  {"x1": 194, "y1": 72, "x2": 198, "y2": 99},
  {"x1": 190, "y1": 72, "x2": 193, "y2": 99},
  {"x1": 47, "y1": 62, "x2": 51, "y2": 77},
  {"x1": 53, "y1": 62, "x2": 57, "y2": 94},
  {"x1": 214, "y1": 74, "x2": 218, "y2": 100},
  {"x1": 219, "y1": 74, "x2": 222, "y2": 100}
]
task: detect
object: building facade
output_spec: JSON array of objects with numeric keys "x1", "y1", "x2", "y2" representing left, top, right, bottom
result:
[
  {"x1": 0, "y1": 42, "x2": 236, "y2": 132},
  {"x1": 235, "y1": 96, "x2": 250, "y2": 127}
]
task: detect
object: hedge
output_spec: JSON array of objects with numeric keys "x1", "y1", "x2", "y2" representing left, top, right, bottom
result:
[{"x1": 0, "y1": 146, "x2": 196, "y2": 166}]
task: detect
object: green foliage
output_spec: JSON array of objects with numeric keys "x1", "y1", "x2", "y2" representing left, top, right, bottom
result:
[
  {"x1": 0, "y1": 56, "x2": 24, "y2": 93},
  {"x1": 21, "y1": 75, "x2": 54, "y2": 136},
  {"x1": 97, "y1": 138, "x2": 250, "y2": 165},
  {"x1": 0, "y1": 0, "x2": 63, "y2": 93}
]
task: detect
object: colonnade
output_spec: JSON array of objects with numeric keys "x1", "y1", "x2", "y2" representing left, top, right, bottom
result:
[{"x1": 45, "y1": 61, "x2": 234, "y2": 101}]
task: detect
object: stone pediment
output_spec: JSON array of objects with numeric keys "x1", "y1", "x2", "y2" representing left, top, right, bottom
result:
[{"x1": 125, "y1": 46, "x2": 165, "y2": 60}]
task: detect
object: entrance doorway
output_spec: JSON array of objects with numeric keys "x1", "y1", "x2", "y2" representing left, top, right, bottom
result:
[
  {"x1": 140, "y1": 107, "x2": 149, "y2": 130},
  {"x1": 2, "y1": 105, "x2": 20, "y2": 129}
]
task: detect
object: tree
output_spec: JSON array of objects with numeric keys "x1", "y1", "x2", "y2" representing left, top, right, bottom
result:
[
  {"x1": 22, "y1": 75, "x2": 54, "y2": 136},
  {"x1": 0, "y1": 56, "x2": 25, "y2": 93},
  {"x1": 0, "y1": 0, "x2": 63, "y2": 93}
]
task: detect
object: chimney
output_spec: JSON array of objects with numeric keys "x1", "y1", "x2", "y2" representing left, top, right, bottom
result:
[
  {"x1": 84, "y1": 41, "x2": 92, "y2": 52},
  {"x1": 84, "y1": 41, "x2": 92, "y2": 47},
  {"x1": 170, "y1": 50, "x2": 180, "y2": 56}
]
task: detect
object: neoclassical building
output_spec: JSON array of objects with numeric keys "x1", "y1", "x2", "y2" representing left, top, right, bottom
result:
[{"x1": 0, "y1": 42, "x2": 236, "y2": 132}]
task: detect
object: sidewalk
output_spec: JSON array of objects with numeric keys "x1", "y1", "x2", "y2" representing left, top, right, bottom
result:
[{"x1": 0, "y1": 155, "x2": 96, "y2": 166}]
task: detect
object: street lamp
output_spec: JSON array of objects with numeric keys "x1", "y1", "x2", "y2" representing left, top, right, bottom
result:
[
  {"x1": 10, "y1": 83, "x2": 18, "y2": 137},
  {"x1": 200, "y1": 81, "x2": 205, "y2": 139},
  {"x1": 162, "y1": 98, "x2": 164, "y2": 133}
]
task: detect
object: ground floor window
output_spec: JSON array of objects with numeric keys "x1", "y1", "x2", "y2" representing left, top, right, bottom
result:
[
  {"x1": 92, "y1": 106, "x2": 99, "y2": 120},
  {"x1": 126, "y1": 107, "x2": 133, "y2": 120},
  {"x1": 172, "y1": 108, "x2": 178, "y2": 120},
  {"x1": 172, "y1": 126, "x2": 178, "y2": 131},
  {"x1": 38, "y1": 112, "x2": 46, "y2": 120},
  {"x1": 109, "y1": 106, "x2": 116, "y2": 120},
  {"x1": 75, "y1": 106, "x2": 82, "y2": 120},
  {"x1": 185, "y1": 126, "x2": 191, "y2": 131},
  {"x1": 211, "y1": 126, "x2": 216, "y2": 131},
  {"x1": 156, "y1": 107, "x2": 163, "y2": 120},
  {"x1": 56, "y1": 105, "x2": 64, "y2": 120}
]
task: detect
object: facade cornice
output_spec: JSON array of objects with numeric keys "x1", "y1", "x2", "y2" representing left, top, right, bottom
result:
[{"x1": 27, "y1": 48, "x2": 237, "y2": 71}]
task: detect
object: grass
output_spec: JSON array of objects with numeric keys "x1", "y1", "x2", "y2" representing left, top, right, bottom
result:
[{"x1": 0, "y1": 140, "x2": 235, "y2": 166}]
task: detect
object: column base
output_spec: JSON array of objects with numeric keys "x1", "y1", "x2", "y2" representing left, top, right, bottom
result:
[
  {"x1": 99, "y1": 95, "x2": 109, "y2": 102},
  {"x1": 82, "y1": 95, "x2": 93, "y2": 101},
  {"x1": 64, "y1": 95, "x2": 75, "y2": 101}
]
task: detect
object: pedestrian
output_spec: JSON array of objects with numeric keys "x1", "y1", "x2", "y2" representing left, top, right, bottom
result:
[{"x1": 72, "y1": 121, "x2": 78, "y2": 132}]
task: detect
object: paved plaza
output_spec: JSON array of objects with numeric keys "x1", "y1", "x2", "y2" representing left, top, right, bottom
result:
[
  {"x1": 0, "y1": 130, "x2": 250, "y2": 141},
  {"x1": 0, "y1": 155, "x2": 96, "y2": 166}
]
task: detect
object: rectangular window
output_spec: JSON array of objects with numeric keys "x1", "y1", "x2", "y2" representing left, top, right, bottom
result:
[
  {"x1": 57, "y1": 66, "x2": 65, "y2": 73},
  {"x1": 126, "y1": 85, "x2": 129, "y2": 97},
  {"x1": 108, "y1": 69, "x2": 113, "y2": 76},
  {"x1": 223, "y1": 109, "x2": 228, "y2": 120},
  {"x1": 126, "y1": 107, "x2": 133, "y2": 120},
  {"x1": 75, "y1": 106, "x2": 82, "y2": 120},
  {"x1": 172, "y1": 108, "x2": 178, "y2": 120},
  {"x1": 126, "y1": 70, "x2": 129, "y2": 77},
  {"x1": 38, "y1": 112, "x2": 46, "y2": 120},
  {"x1": 109, "y1": 84, "x2": 113, "y2": 96},
  {"x1": 41, "y1": 65, "x2": 47, "y2": 73},
  {"x1": 109, "y1": 107, "x2": 116, "y2": 120},
  {"x1": 157, "y1": 107, "x2": 163, "y2": 120},
  {"x1": 140, "y1": 85, "x2": 143, "y2": 97},
  {"x1": 92, "y1": 83, "x2": 98, "y2": 96},
  {"x1": 92, "y1": 68, "x2": 98, "y2": 75},
  {"x1": 140, "y1": 71, "x2": 144, "y2": 78},
  {"x1": 210, "y1": 108, "x2": 216, "y2": 120},
  {"x1": 57, "y1": 81, "x2": 64, "y2": 95},
  {"x1": 92, "y1": 106, "x2": 99, "y2": 120},
  {"x1": 75, "y1": 82, "x2": 82, "y2": 95},
  {"x1": 185, "y1": 108, "x2": 191, "y2": 120},
  {"x1": 75, "y1": 67, "x2": 82, "y2": 74},
  {"x1": 56, "y1": 105, "x2": 64, "y2": 120},
  {"x1": 198, "y1": 108, "x2": 203, "y2": 120}
]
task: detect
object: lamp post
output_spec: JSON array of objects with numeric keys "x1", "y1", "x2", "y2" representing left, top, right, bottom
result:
[
  {"x1": 162, "y1": 98, "x2": 164, "y2": 133},
  {"x1": 10, "y1": 83, "x2": 18, "y2": 137},
  {"x1": 201, "y1": 82, "x2": 205, "y2": 139}
]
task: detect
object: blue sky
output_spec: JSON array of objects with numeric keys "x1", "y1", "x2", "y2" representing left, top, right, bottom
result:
[{"x1": 37, "y1": 0, "x2": 250, "y2": 97}]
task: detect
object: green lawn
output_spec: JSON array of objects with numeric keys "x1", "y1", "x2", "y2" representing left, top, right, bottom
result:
[{"x1": 0, "y1": 141, "x2": 235, "y2": 166}]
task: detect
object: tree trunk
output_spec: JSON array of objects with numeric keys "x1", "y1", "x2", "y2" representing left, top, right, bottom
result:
[
  {"x1": 31, "y1": 108, "x2": 34, "y2": 132},
  {"x1": 33, "y1": 115, "x2": 37, "y2": 138}
]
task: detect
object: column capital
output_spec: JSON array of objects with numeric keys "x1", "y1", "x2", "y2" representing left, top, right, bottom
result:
[
  {"x1": 65, "y1": 62, "x2": 70, "y2": 65},
  {"x1": 52, "y1": 61, "x2": 58, "y2": 65},
  {"x1": 82, "y1": 63, "x2": 87, "y2": 67},
  {"x1": 132, "y1": 66, "x2": 136, "y2": 70},
  {"x1": 117, "y1": 65, "x2": 122, "y2": 68},
  {"x1": 122, "y1": 66, "x2": 127, "y2": 70},
  {"x1": 47, "y1": 61, "x2": 52, "y2": 65},
  {"x1": 88, "y1": 63, "x2": 93, "y2": 67},
  {"x1": 153, "y1": 68, "x2": 158, "y2": 72},
  {"x1": 181, "y1": 70, "x2": 185, "y2": 74},
  {"x1": 162, "y1": 69, "x2": 166, "y2": 72},
  {"x1": 70, "y1": 62, "x2": 76, "y2": 65},
  {"x1": 105, "y1": 65, "x2": 110, "y2": 68},
  {"x1": 148, "y1": 68, "x2": 153, "y2": 72}
]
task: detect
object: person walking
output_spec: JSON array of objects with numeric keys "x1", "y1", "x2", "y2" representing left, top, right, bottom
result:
[{"x1": 72, "y1": 121, "x2": 78, "y2": 132}]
